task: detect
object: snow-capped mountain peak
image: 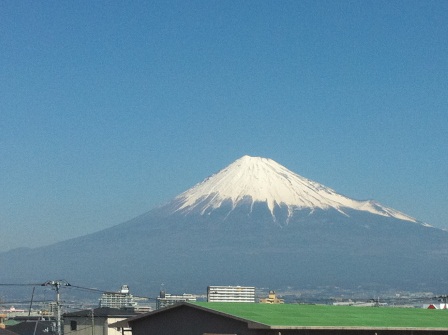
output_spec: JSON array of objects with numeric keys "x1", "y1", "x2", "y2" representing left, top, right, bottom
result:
[{"x1": 172, "y1": 155, "x2": 417, "y2": 223}]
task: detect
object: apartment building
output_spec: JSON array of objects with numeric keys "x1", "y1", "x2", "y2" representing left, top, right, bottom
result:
[{"x1": 207, "y1": 286, "x2": 255, "y2": 302}]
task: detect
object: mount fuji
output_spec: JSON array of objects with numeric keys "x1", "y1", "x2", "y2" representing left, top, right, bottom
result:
[
  {"x1": 170, "y1": 155, "x2": 418, "y2": 223},
  {"x1": 1, "y1": 156, "x2": 447, "y2": 296}
]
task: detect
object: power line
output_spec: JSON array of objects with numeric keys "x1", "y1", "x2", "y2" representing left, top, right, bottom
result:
[
  {"x1": 0, "y1": 299, "x2": 53, "y2": 304},
  {"x1": 0, "y1": 283, "x2": 43, "y2": 286},
  {"x1": 0, "y1": 281, "x2": 153, "y2": 298},
  {"x1": 67, "y1": 284, "x2": 155, "y2": 300}
]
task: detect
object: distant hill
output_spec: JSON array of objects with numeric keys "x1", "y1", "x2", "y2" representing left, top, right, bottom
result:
[{"x1": 1, "y1": 156, "x2": 447, "y2": 297}]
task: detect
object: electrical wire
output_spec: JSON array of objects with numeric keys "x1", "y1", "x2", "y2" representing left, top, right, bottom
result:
[
  {"x1": 67, "y1": 284, "x2": 155, "y2": 300},
  {"x1": 2, "y1": 282, "x2": 444, "y2": 305},
  {"x1": 0, "y1": 299, "x2": 53, "y2": 305},
  {"x1": 0, "y1": 283, "x2": 42, "y2": 286}
]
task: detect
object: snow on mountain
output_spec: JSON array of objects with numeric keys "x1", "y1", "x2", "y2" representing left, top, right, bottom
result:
[{"x1": 173, "y1": 155, "x2": 417, "y2": 223}]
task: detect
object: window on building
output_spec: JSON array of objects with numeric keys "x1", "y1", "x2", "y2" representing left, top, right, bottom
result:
[{"x1": 70, "y1": 321, "x2": 77, "y2": 331}]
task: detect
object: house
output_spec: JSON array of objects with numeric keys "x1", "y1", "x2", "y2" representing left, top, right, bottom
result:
[
  {"x1": 112, "y1": 302, "x2": 448, "y2": 335},
  {"x1": 63, "y1": 307, "x2": 137, "y2": 335}
]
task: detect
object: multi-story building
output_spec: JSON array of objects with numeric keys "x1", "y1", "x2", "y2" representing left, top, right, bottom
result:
[
  {"x1": 99, "y1": 285, "x2": 137, "y2": 309},
  {"x1": 207, "y1": 286, "x2": 255, "y2": 302},
  {"x1": 259, "y1": 290, "x2": 284, "y2": 304},
  {"x1": 156, "y1": 291, "x2": 196, "y2": 310}
]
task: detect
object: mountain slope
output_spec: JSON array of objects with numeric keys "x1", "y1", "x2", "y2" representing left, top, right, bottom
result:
[
  {"x1": 0, "y1": 156, "x2": 446, "y2": 297},
  {"x1": 170, "y1": 155, "x2": 418, "y2": 223}
]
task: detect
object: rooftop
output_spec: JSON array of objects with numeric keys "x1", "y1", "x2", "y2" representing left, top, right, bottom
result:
[
  {"x1": 192, "y1": 302, "x2": 448, "y2": 329},
  {"x1": 63, "y1": 307, "x2": 137, "y2": 318}
]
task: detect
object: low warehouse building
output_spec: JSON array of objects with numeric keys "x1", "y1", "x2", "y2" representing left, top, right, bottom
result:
[{"x1": 114, "y1": 302, "x2": 448, "y2": 335}]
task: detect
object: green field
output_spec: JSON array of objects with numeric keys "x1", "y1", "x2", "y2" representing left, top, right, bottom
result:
[{"x1": 193, "y1": 302, "x2": 448, "y2": 328}]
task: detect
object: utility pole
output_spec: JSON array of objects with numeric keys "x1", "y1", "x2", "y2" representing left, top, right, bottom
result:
[
  {"x1": 42, "y1": 280, "x2": 71, "y2": 335},
  {"x1": 91, "y1": 308, "x2": 95, "y2": 335}
]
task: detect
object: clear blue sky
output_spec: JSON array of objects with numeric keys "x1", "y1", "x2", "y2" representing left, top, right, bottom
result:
[{"x1": 1, "y1": 0, "x2": 447, "y2": 252}]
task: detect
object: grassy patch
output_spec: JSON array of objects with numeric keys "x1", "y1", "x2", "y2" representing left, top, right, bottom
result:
[{"x1": 193, "y1": 302, "x2": 448, "y2": 328}]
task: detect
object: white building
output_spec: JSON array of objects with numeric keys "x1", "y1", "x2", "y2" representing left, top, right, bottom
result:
[
  {"x1": 156, "y1": 291, "x2": 196, "y2": 310},
  {"x1": 99, "y1": 285, "x2": 137, "y2": 309},
  {"x1": 207, "y1": 286, "x2": 255, "y2": 302}
]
